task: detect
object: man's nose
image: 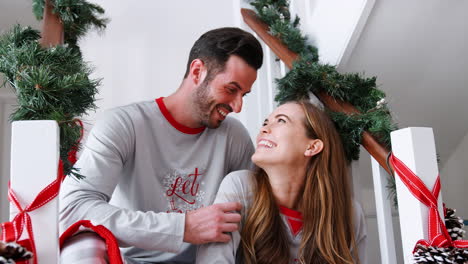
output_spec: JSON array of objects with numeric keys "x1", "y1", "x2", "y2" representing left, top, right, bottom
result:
[{"x1": 230, "y1": 94, "x2": 243, "y2": 113}]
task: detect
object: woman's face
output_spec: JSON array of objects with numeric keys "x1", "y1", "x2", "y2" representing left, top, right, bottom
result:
[{"x1": 252, "y1": 103, "x2": 315, "y2": 168}]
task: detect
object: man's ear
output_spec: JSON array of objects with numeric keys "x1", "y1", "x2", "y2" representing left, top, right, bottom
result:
[
  {"x1": 188, "y1": 59, "x2": 207, "y2": 85},
  {"x1": 304, "y1": 139, "x2": 324, "y2": 157}
]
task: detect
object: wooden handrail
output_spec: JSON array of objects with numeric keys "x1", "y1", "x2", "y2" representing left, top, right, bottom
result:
[
  {"x1": 242, "y1": 8, "x2": 392, "y2": 174},
  {"x1": 40, "y1": 0, "x2": 64, "y2": 47}
]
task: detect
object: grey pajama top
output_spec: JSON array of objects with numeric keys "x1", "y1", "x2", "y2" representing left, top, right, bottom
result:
[{"x1": 59, "y1": 97, "x2": 255, "y2": 263}]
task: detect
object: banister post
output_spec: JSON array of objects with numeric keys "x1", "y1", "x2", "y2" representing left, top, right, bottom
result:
[
  {"x1": 9, "y1": 1, "x2": 63, "y2": 262},
  {"x1": 371, "y1": 158, "x2": 397, "y2": 264},
  {"x1": 10, "y1": 121, "x2": 60, "y2": 263},
  {"x1": 390, "y1": 127, "x2": 444, "y2": 264}
]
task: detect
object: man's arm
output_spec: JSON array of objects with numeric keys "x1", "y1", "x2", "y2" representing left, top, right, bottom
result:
[
  {"x1": 353, "y1": 201, "x2": 368, "y2": 264},
  {"x1": 60, "y1": 109, "x2": 186, "y2": 252},
  {"x1": 60, "y1": 108, "x2": 244, "y2": 252},
  {"x1": 196, "y1": 171, "x2": 249, "y2": 264},
  {"x1": 183, "y1": 118, "x2": 252, "y2": 245}
]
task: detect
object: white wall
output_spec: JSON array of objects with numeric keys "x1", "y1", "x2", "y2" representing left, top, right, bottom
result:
[
  {"x1": 441, "y1": 131, "x2": 468, "y2": 221},
  {"x1": 80, "y1": 0, "x2": 238, "y2": 120}
]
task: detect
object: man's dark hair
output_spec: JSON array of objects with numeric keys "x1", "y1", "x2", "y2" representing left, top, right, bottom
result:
[{"x1": 183, "y1": 27, "x2": 263, "y2": 82}]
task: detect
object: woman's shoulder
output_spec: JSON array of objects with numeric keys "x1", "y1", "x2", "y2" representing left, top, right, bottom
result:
[
  {"x1": 221, "y1": 170, "x2": 254, "y2": 193},
  {"x1": 215, "y1": 170, "x2": 255, "y2": 205},
  {"x1": 225, "y1": 169, "x2": 254, "y2": 182},
  {"x1": 351, "y1": 200, "x2": 368, "y2": 240}
]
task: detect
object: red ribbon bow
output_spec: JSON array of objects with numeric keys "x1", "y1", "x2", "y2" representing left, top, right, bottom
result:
[
  {"x1": 1, "y1": 161, "x2": 64, "y2": 264},
  {"x1": 390, "y1": 153, "x2": 468, "y2": 251},
  {"x1": 0, "y1": 119, "x2": 84, "y2": 263}
]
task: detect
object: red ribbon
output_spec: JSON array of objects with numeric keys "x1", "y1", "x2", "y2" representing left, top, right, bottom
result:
[
  {"x1": 0, "y1": 119, "x2": 84, "y2": 263},
  {"x1": 2, "y1": 161, "x2": 64, "y2": 264},
  {"x1": 59, "y1": 220, "x2": 123, "y2": 264},
  {"x1": 389, "y1": 153, "x2": 468, "y2": 251}
]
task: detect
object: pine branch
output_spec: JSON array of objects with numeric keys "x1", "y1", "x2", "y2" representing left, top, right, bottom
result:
[
  {"x1": 0, "y1": 24, "x2": 99, "y2": 177},
  {"x1": 32, "y1": 0, "x2": 108, "y2": 53}
]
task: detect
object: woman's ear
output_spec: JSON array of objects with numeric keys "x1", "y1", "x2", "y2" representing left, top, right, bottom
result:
[
  {"x1": 188, "y1": 59, "x2": 207, "y2": 85},
  {"x1": 304, "y1": 139, "x2": 324, "y2": 157}
]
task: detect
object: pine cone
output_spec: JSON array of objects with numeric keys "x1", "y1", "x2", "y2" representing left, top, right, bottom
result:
[
  {"x1": 414, "y1": 245, "x2": 468, "y2": 264},
  {"x1": 0, "y1": 256, "x2": 15, "y2": 264},
  {"x1": 446, "y1": 208, "x2": 466, "y2": 241},
  {"x1": 0, "y1": 241, "x2": 33, "y2": 262},
  {"x1": 414, "y1": 245, "x2": 455, "y2": 264},
  {"x1": 452, "y1": 248, "x2": 468, "y2": 264}
]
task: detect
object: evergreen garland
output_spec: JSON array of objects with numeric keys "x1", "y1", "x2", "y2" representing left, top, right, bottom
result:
[
  {"x1": 250, "y1": 0, "x2": 397, "y2": 161},
  {"x1": 0, "y1": 1, "x2": 107, "y2": 178},
  {"x1": 32, "y1": 0, "x2": 108, "y2": 52}
]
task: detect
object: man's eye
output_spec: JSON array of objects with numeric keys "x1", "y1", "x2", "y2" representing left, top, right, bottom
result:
[{"x1": 227, "y1": 87, "x2": 236, "y2": 94}]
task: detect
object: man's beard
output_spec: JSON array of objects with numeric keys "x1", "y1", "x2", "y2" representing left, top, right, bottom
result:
[{"x1": 192, "y1": 80, "x2": 220, "y2": 129}]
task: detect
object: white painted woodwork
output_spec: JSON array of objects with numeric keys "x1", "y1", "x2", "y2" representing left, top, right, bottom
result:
[
  {"x1": 390, "y1": 127, "x2": 444, "y2": 264},
  {"x1": 0, "y1": 94, "x2": 15, "y2": 223},
  {"x1": 371, "y1": 157, "x2": 397, "y2": 264},
  {"x1": 10, "y1": 121, "x2": 60, "y2": 264}
]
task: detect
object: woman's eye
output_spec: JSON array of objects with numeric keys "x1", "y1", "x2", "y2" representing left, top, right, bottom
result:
[
  {"x1": 262, "y1": 122, "x2": 267, "y2": 126},
  {"x1": 278, "y1": 118, "x2": 286, "y2": 123}
]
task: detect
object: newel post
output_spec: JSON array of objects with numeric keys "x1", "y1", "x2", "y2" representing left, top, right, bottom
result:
[{"x1": 390, "y1": 127, "x2": 444, "y2": 264}]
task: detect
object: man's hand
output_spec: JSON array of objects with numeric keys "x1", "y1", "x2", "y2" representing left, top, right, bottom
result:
[{"x1": 183, "y1": 202, "x2": 242, "y2": 244}]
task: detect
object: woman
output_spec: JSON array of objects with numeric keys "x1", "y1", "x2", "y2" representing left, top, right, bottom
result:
[{"x1": 197, "y1": 100, "x2": 367, "y2": 264}]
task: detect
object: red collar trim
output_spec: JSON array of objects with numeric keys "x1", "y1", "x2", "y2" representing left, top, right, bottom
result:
[
  {"x1": 279, "y1": 205, "x2": 303, "y2": 236},
  {"x1": 279, "y1": 205, "x2": 303, "y2": 220},
  {"x1": 155, "y1": 97, "x2": 206, "y2": 134}
]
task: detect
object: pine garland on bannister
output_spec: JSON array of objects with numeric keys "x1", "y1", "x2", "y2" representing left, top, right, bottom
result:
[
  {"x1": 250, "y1": 0, "x2": 397, "y2": 162},
  {"x1": 32, "y1": 0, "x2": 108, "y2": 53},
  {"x1": 0, "y1": 1, "x2": 107, "y2": 178},
  {"x1": 251, "y1": 0, "x2": 319, "y2": 62}
]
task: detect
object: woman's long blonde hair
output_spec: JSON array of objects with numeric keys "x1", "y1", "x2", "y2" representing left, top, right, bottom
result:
[{"x1": 240, "y1": 100, "x2": 359, "y2": 264}]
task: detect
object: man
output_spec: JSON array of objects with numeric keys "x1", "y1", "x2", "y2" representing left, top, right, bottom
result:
[{"x1": 59, "y1": 27, "x2": 263, "y2": 263}]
